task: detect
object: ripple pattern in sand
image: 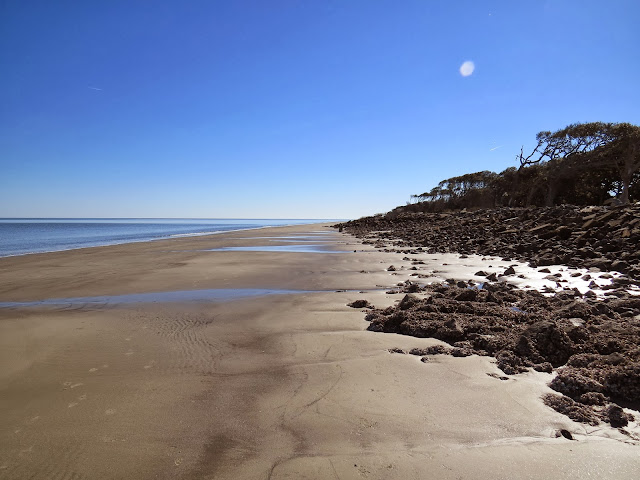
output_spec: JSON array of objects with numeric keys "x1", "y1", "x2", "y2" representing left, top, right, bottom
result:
[
  {"x1": 143, "y1": 311, "x2": 224, "y2": 375},
  {"x1": 1, "y1": 432, "x2": 84, "y2": 480}
]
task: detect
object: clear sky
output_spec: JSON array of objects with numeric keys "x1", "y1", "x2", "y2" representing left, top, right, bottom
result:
[{"x1": 1, "y1": 1, "x2": 638, "y2": 219}]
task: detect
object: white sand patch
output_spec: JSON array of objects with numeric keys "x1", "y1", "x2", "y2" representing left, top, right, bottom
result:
[{"x1": 361, "y1": 249, "x2": 636, "y2": 297}]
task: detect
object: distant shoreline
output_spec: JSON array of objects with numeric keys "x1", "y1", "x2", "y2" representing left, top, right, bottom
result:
[
  {"x1": 0, "y1": 218, "x2": 338, "y2": 259},
  {"x1": 0, "y1": 225, "x2": 270, "y2": 259}
]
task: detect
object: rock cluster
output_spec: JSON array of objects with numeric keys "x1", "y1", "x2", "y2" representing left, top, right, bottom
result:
[
  {"x1": 360, "y1": 280, "x2": 640, "y2": 428},
  {"x1": 337, "y1": 205, "x2": 640, "y2": 281},
  {"x1": 347, "y1": 299, "x2": 373, "y2": 309},
  {"x1": 339, "y1": 205, "x2": 640, "y2": 429}
]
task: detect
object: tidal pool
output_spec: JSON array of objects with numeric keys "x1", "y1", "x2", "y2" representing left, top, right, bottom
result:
[
  {"x1": 203, "y1": 244, "x2": 345, "y2": 253},
  {"x1": 0, "y1": 288, "x2": 307, "y2": 308}
]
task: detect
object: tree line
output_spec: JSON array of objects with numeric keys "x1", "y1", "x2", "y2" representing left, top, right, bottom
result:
[{"x1": 403, "y1": 122, "x2": 640, "y2": 213}]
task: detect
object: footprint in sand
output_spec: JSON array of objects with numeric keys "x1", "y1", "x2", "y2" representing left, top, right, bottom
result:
[
  {"x1": 143, "y1": 360, "x2": 156, "y2": 370},
  {"x1": 105, "y1": 409, "x2": 116, "y2": 415},
  {"x1": 68, "y1": 393, "x2": 87, "y2": 409},
  {"x1": 62, "y1": 382, "x2": 83, "y2": 390},
  {"x1": 19, "y1": 445, "x2": 34, "y2": 457}
]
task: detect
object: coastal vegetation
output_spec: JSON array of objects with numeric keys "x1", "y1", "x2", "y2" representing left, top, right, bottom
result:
[{"x1": 402, "y1": 122, "x2": 640, "y2": 214}]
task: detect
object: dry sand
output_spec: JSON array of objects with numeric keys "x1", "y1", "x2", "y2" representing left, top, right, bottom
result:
[{"x1": 0, "y1": 224, "x2": 638, "y2": 479}]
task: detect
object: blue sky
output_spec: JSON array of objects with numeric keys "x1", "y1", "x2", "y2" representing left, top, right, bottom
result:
[{"x1": 1, "y1": 1, "x2": 638, "y2": 219}]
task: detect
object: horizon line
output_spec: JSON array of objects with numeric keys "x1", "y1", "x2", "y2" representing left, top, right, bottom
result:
[{"x1": 0, "y1": 217, "x2": 348, "y2": 220}]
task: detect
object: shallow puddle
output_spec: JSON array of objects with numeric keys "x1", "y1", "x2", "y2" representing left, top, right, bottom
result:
[
  {"x1": 237, "y1": 235, "x2": 335, "y2": 242},
  {"x1": 203, "y1": 245, "x2": 345, "y2": 253},
  {"x1": 0, "y1": 288, "x2": 307, "y2": 308}
]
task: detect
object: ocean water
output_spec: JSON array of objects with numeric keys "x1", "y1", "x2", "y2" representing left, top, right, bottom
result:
[{"x1": 0, "y1": 218, "x2": 334, "y2": 258}]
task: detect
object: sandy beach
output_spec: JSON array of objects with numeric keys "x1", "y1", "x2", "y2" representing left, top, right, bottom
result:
[{"x1": 1, "y1": 223, "x2": 638, "y2": 479}]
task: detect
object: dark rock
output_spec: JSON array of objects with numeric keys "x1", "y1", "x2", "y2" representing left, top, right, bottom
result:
[
  {"x1": 578, "y1": 392, "x2": 607, "y2": 406},
  {"x1": 408, "y1": 347, "x2": 428, "y2": 356},
  {"x1": 402, "y1": 282, "x2": 422, "y2": 293},
  {"x1": 602, "y1": 363, "x2": 640, "y2": 403},
  {"x1": 605, "y1": 404, "x2": 633, "y2": 428},
  {"x1": 611, "y1": 260, "x2": 629, "y2": 271},
  {"x1": 451, "y1": 347, "x2": 472, "y2": 357},
  {"x1": 550, "y1": 370, "x2": 603, "y2": 398},
  {"x1": 367, "y1": 321, "x2": 384, "y2": 332},
  {"x1": 424, "y1": 345, "x2": 450, "y2": 355},
  {"x1": 347, "y1": 299, "x2": 373, "y2": 309},
  {"x1": 454, "y1": 288, "x2": 478, "y2": 302},
  {"x1": 496, "y1": 351, "x2": 527, "y2": 375},
  {"x1": 533, "y1": 362, "x2": 553, "y2": 373},
  {"x1": 364, "y1": 312, "x2": 385, "y2": 323},
  {"x1": 543, "y1": 394, "x2": 600, "y2": 426},
  {"x1": 559, "y1": 429, "x2": 574, "y2": 440},
  {"x1": 398, "y1": 294, "x2": 420, "y2": 310},
  {"x1": 519, "y1": 321, "x2": 573, "y2": 367}
]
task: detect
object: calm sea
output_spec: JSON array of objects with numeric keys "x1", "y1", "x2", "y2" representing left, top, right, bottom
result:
[{"x1": 0, "y1": 218, "x2": 334, "y2": 258}]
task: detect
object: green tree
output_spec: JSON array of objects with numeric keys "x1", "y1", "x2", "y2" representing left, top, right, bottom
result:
[
  {"x1": 592, "y1": 123, "x2": 640, "y2": 204},
  {"x1": 520, "y1": 122, "x2": 640, "y2": 205}
]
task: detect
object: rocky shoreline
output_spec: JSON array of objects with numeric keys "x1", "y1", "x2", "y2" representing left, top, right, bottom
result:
[
  {"x1": 338, "y1": 204, "x2": 640, "y2": 281},
  {"x1": 337, "y1": 205, "x2": 640, "y2": 434}
]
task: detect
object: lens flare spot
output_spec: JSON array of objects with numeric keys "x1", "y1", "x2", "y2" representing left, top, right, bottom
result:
[{"x1": 459, "y1": 61, "x2": 475, "y2": 77}]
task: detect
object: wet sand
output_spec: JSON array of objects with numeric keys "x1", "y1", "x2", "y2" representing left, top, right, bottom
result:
[{"x1": 0, "y1": 224, "x2": 638, "y2": 479}]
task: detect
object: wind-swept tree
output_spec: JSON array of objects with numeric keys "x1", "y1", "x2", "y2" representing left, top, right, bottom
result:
[
  {"x1": 517, "y1": 123, "x2": 612, "y2": 206},
  {"x1": 411, "y1": 171, "x2": 497, "y2": 209},
  {"x1": 591, "y1": 123, "x2": 640, "y2": 204},
  {"x1": 405, "y1": 121, "x2": 639, "y2": 214},
  {"x1": 519, "y1": 122, "x2": 640, "y2": 205}
]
